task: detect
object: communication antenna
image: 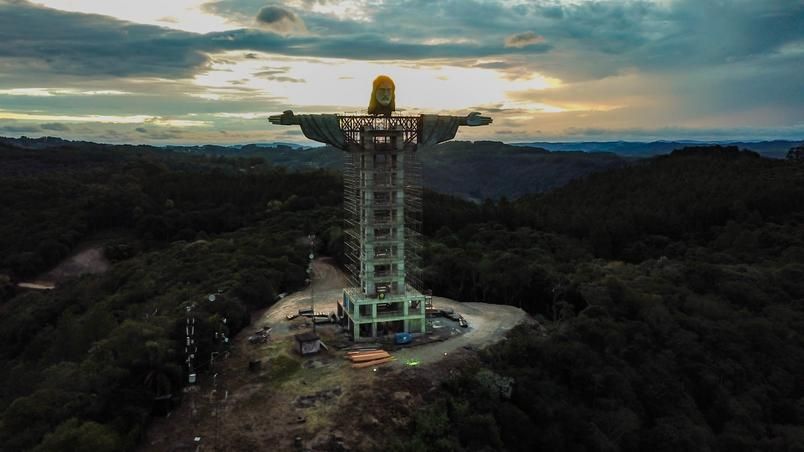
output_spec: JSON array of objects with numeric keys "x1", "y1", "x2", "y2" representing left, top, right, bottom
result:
[
  {"x1": 185, "y1": 305, "x2": 197, "y2": 384},
  {"x1": 307, "y1": 234, "x2": 316, "y2": 333}
]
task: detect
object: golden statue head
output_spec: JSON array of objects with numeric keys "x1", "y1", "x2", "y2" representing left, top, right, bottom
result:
[{"x1": 368, "y1": 75, "x2": 395, "y2": 116}]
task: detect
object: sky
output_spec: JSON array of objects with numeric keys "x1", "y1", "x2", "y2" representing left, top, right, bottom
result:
[{"x1": 0, "y1": 0, "x2": 802, "y2": 145}]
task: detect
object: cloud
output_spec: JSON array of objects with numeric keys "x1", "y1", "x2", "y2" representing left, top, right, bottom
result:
[
  {"x1": 0, "y1": 0, "x2": 801, "y2": 144},
  {"x1": 0, "y1": 1, "x2": 552, "y2": 80},
  {"x1": 505, "y1": 32, "x2": 544, "y2": 48},
  {"x1": 0, "y1": 123, "x2": 41, "y2": 134},
  {"x1": 256, "y1": 7, "x2": 290, "y2": 23},
  {"x1": 0, "y1": 2, "x2": 210, "y2": 78},
  {"x1": 40, "y1": 122, "x2": 70, "y2": 131},
  {"x1": 256, "y1": 6, "x2": 305, "y2": 33},
  {"x1": 132, "y1": 127, "x2": 187, "y2": 140},
  {"x1": 253, "y1": 71, "x2": 305, "y2": 83},
  {"x1": 472, "y1": 61, "x2": 515, "y2": 70}
]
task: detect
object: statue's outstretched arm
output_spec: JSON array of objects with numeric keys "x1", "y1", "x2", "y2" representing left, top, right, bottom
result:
[
  {"x1": 268, "y1": 110, "x2": 345, "y2": 148},
  {"x1": 268, "y1": 110, "x2": 300, "y2": 125},
  {"x1": 421, "y1": 112, "x2": 491, "y2": 145},
  {"x1": 459, "y1": 112, "x2": 493, "y2": 127}
]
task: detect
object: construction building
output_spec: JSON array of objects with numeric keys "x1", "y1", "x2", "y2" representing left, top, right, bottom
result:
[
  {"x1": 337, "y1": 116, "x2": 427, "y2": 341},
  {"x1": 269, "y1": 78, "x2": 491, "y2": 341}
]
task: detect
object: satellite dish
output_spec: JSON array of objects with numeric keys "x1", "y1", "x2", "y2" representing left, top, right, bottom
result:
[
  {"x1": 208, "y1": 294, "x2": 216, "y2": 302},
  {"x1": 309, "y1": 253, "x2": 314, "y2": 259}
]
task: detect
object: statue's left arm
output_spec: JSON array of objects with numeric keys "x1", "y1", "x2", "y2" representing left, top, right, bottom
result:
[
  {"x1": 458, "y1": 112, "x2": 493, "y2": 127},
  {"x1": 268, "y1": 110, "x2": 346, "y2": 149},
  {"x1": 420, "y1": 112, "x2": 492, "y2": 145}
]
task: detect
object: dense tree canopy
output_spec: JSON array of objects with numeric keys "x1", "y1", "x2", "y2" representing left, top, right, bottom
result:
[
  {"x1": 0, "y1": 143, "x2": 342, "y2": 450},
  {"x1": 1, "y1": 143, "x2": 802, "y2": 451},
  {"x1": 389, "y1": 147, "x2": 804, "y2": 451}
]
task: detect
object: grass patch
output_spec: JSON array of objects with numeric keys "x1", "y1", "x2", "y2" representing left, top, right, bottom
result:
[{"x1": 268, "y1": 354, "x2": 301, "y2": 383}]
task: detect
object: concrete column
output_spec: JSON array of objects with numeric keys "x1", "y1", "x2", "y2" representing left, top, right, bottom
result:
[
  {"x1": 420, "y1": 298, "x2": 427, "y2": 333},
  {"x1": 403, "y1": 299, "x2": 409, "y2": 331}
]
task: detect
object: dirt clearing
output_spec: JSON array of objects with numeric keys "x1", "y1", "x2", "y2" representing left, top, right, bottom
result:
[{"x1": 142, "y1": 258, "x2": 531, "y2": 451}]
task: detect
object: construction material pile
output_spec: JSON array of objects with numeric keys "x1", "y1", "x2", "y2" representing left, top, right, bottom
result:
[{"x1": 345, "y1": 349, "x2": 393, "y2": 369}]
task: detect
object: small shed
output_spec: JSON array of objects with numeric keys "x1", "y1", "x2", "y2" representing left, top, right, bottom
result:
[{"x1": 294, "y1": 332, "x2": 321, "y2": 356}]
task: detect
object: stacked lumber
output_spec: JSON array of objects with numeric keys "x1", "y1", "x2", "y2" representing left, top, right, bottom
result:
[{"x1": 345, "y1": 349, "x2": 393, "y2": 369}]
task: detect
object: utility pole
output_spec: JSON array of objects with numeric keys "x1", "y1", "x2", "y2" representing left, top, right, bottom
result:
[{"x1": 307, "y1": 234, "x2": 316, "y2": 333}]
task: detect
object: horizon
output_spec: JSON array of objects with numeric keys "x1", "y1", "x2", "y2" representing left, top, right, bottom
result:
[
  {"x1": 1, "y1": 1, "x2": 803, "y2": 144},
  {"x1": 3, "y1": 133, "x2": 802, "y2": 150}
]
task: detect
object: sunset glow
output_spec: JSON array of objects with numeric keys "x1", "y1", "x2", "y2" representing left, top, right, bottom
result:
[{"x1": 0, "y1": 0, "x2": 800, "y2": 144}]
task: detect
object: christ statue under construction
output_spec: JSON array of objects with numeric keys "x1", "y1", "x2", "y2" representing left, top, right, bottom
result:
[{"x1": 269, "y1": 75, "x2": 492, "y2": 341}]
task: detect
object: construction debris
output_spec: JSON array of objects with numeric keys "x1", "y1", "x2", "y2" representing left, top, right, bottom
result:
[
  {"x1": 345, "y1": 349, "x2": 393, "y2": 369},
  {"x1": 248, "y1": 326, "x2": 271, "y2": 344}
]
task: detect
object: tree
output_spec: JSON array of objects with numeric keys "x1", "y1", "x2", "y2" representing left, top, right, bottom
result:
[{"x1": 34, "y1": 418, "x2": 122, "y2": 452}]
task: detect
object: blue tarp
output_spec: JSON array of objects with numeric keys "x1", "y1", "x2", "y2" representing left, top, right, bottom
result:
[{"x1": 395, "y1": 332, "x2": 412, "y2": 344}]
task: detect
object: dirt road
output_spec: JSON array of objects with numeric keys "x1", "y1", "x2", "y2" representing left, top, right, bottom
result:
[
  {"x1": 258, "y1": 258, "x2": 348, "y2": 336},
  {"x1": 18, "y1": 246, "x2": 110, "y2": 290}
]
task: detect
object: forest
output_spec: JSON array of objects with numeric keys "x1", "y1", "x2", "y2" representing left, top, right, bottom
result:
[
  {"x1": 389, "y1": 146, "x2": 804, "y2": 451},
  {"x1": 0, "y1": 142, "x2": 802, "y2": 451},
  {"x1": 0, "y1": 143, "x2": 342, "y2": 450}
]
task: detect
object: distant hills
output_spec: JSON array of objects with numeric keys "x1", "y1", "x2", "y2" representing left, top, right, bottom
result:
[
  {"x1": 514, "y1": 140, "x2": 802, "y2": 159},
  {"x1": 420, "y1": 141, "x2": 627, "y2": 201},
  {"x1": 3, "y1": 135, "x2": 800, "y2": 200},
  {"x1": 0, "y1": 136, "x2": 629, "y2": 201}
]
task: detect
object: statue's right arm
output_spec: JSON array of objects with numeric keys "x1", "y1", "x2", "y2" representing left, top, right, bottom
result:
[{"x1": 268, "y1": 110, "x2": 300, "y2": 125}]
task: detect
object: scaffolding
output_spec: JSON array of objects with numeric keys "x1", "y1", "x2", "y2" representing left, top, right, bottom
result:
[{"x1": 338, "y1": 116, "x2": 427, "y2": 341}]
